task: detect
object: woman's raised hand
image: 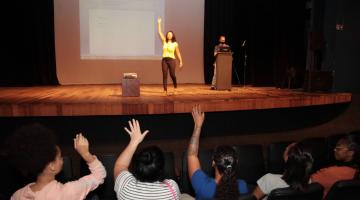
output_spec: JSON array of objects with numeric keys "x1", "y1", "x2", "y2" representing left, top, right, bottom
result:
[
  {"x1": 74, "y1": 133, "x2": 95, "y2": 163},
  {"x1": 74, "y1": 133, "x2": 90, "y2": 156},
  {"x1": 124, "y1": 119, "x2": 149, "y2": 145},
  {"x1": 192, "y1": 105, "x2": 205, "y2": 128}
]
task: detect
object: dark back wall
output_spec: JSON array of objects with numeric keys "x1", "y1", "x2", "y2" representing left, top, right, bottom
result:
[{"x1": 322, "y1": 0, "x2": 360, "y2": 92}]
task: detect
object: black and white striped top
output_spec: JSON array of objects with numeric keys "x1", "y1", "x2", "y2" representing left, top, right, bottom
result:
[{"x1": 114, "y1": 171, "x2": 180, "y2": 200}]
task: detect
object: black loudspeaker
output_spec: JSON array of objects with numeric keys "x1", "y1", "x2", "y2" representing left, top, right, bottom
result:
[{"x1": 303, "y1": 70, "x2": 333, "y2": 91}]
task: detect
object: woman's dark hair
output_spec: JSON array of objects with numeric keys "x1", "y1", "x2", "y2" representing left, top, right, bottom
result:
[
  {"x1": 4, "y1": 123, "x2": 58, "y2": 178},
  {"x1": 132, "y1": 145, "x2": 165, "y2": 182},
  {"x1": 282, "y1": 143, "x2": 313, "y2": 191},
  {"x1": 213, "y1": 145, "x2": 240, "y2": 200},
  {"x1": 166, "y1": 31, "x2": 176, "y2": 43}
]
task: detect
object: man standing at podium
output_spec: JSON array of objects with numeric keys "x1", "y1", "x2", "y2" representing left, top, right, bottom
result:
[{"x1": 211, "y1": 35, "x2": 231, "y2": 90}]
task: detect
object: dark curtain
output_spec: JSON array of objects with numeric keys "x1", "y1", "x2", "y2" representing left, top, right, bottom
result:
[
  {"x1": 1, "y1": 0, "x2": 58, "y2": 86},
  {"x1": 204, "y1": 0, "x2": 308, "y2": 87}
]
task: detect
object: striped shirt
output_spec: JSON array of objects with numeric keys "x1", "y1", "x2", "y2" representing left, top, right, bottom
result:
[{"x1": 114, "y1": 171, "x2": 180, "y2": 200}]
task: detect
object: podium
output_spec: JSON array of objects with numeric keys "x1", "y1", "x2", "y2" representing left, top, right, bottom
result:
[
  {"x1": 122, "y1": 73, "x2": 140, "y2": 97},
  {"x1": 215, "y1": 52, "x2": 233, "y2": 90}
]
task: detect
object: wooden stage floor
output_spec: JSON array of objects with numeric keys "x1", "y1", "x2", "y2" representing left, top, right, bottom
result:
[{"x1": 0, "y1": 84, "x2": 352, "y2": 117}]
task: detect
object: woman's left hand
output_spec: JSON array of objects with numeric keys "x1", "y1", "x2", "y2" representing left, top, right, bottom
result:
[
  {"x1": 124, "y1": 119, "x2": 149, "y2": 145},
  {"x1": 192, "y1": 104, "x2": 205, "y2": 128}
]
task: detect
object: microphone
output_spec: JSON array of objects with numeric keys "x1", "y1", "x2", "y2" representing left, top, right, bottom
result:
[{"x1": 242, "y1": 40, "x2": 246, "y2": 47}]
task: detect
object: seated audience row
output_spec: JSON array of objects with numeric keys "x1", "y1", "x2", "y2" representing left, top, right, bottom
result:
[
  {"x1": 2, "y1": 105, "x2": 359, "y2": 200},
  {"x1": 184, "y1": 105, "x2": 359, "y2": 200}
]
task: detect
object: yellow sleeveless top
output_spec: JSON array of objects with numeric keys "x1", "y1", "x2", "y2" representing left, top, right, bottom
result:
[{"x1": 162, "y1": 42, "x2": 178, "y2": 59}]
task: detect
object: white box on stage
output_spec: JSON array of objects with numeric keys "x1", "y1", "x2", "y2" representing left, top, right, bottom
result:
[
  {"x1": 122, "y1": 73, "x2": 140, "y2": 97},
  {"x1": 123, "y1": 73, "x2": 138, "y2": 79}
]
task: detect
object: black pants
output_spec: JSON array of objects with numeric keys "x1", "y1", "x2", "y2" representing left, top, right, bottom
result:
[{"x1": 161, "y1": 58, "x2": 177, "y2": 91}]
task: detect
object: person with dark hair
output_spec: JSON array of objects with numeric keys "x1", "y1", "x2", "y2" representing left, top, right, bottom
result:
[
  {"x1": 133, "y1": 146, "x2": 165, "y2": 182},
  {"x1": 157, "y1": 17, "x2": 183, "y2": 95},
  {"x1": 211, "y1": 35, "x2": 231, "y2": 90},
  {"x1": 311, "y1": 135, "x2": 360, "y2": 198},
  {"x1": 186, "y1": 105, "x2": 248, "y2": 200},
  {"x1": 252, "y1": 143, "x2": 314, "y2": 200},
  {"x1": 113, "y1": 119, "x2": 180, "y2": 200},
  {"x1": 5, "y1": 123, "x2": 106, "y2": 200}
]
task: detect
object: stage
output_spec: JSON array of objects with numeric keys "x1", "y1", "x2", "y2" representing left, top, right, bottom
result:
[{"x1": 0, "y1": 84, "x2": 352, "y2": 117}]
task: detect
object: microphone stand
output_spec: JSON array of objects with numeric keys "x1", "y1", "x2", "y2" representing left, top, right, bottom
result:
[{"x1": 242, "y1": 40, "x2": 247, "y2": 88}]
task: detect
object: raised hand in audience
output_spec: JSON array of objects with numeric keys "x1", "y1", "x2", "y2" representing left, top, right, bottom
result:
[
  {"x1": 124, "y1": 119, "x2": 149, "y2": 146},
  {"x1": 113, "y1": 119, "x2": 149, "y2": 179},
  {"x1": 187, "y1": 105, "x2": 205, "y2": 178},
  {"x1": 186, "y1": 106, "x2": 249, "y2": 200},
  {"x1": 112, "y1": 120, "x2": 180, "y2": 199},
  {"x1": 7, "y1": 124, "x2": 106, "y2": 200},
  {"x1": 192, "y1": 104, "x2": 205, "y2": 129},
  {"x1": 74, "y1": 133, "x2": 95, "y2": 163}
]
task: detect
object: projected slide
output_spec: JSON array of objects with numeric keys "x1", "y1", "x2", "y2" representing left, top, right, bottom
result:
[{"x1": 80, "y1": 0, "x2": 164, "y2": 59}]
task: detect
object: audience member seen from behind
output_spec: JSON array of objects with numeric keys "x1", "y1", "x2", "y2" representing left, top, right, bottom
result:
[
  {"x1": 113, "y1": 119, "x2": 180, "y2": 200},
  {"x1": 311, "y1": 135, "x2": 360, "y2": 198},
  {"x1": 5, "y1": 123, "x2": 106, "y2": 200},
  {"x1": 252, "y1": 143, "x2": 314, "y2": 200},
  {"x1": 186, "y1": 105, "x2": 248, "y2": 200}
]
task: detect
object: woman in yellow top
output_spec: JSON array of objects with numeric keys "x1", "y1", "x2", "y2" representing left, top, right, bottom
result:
[{"x1": 157, "y1": 17, "x2": 183, "y2": 95}]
